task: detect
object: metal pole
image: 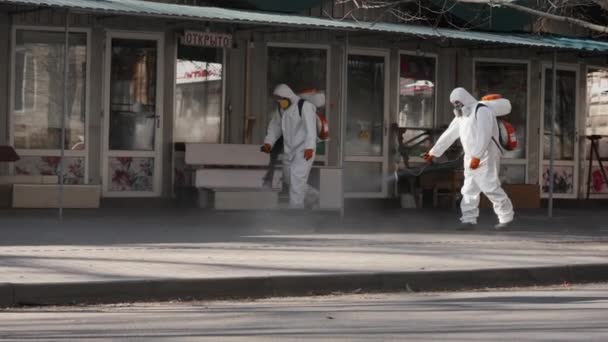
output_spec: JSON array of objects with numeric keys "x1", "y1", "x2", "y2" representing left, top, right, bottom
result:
[
  {"x1": 59, "y1": 10, "x2": 69, "y2": 220},
  {"x1": 548, "y1": 50, "x2": 557, "y2": 217},
  {"x1": 339, "y1": 33, "x2": 349, "y2": 218}
]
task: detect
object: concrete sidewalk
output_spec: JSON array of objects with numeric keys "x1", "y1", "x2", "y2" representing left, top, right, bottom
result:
[{"x1": 0, "y1": 208, "x2": 607, "y2": 306}]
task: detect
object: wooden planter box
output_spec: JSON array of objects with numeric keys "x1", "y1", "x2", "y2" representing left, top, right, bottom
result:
[
  {"x1": 13, "y1": 184, "x2": 101, "y2": 208},
  {"x1": 0, "y1": 175, "x2": 58, "y2": 184},
  {"x1": 481, "y1": 184, "x2": 541, "y2": 209}
]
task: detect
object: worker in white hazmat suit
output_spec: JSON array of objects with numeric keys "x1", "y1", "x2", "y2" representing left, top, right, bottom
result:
[
  {"x1": 262, "y1": 84, "x2": 319, "y2": 209},
  {"x1": 424, "y1": 87, "x2": 514, "y2": 229}
]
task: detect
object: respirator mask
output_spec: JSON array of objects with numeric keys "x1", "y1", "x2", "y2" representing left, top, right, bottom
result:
[
  {"x1": 278, "y1": 98, "x2": 291, "y2": 110},
  {"x1": 453, "y1": 101, "x2": 464, "y2": 117}
]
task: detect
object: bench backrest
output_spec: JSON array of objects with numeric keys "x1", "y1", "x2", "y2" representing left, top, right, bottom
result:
[{"x1": 185, "y1": 144, "x2": 269, "y2": 167}]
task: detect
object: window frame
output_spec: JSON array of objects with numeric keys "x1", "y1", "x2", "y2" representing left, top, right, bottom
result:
[
  {"x1": 266, "y1": 42, "x2": 332, "y2": 165},
  {"x1": 473, "y1": 57, "x2": 531, "y2": 184},
  {"x1": 397, "y1": 50, "x2": 439, "y2": 164},
  {"x1": 583, "y1": 64, "x2": 608, "y2": 198},
  {"x1": 538, "y1": 62, "x2": 581, "y2": 199},
  {"x1": 173, "y1": 44, "x2": 227, "y2": 144},
  {"x1": 9, "y1": 25, "x2": 91, "y2": 184},
  {"x1": 171, "y1": 39, "x2": 228, "y2": 194},
  {"x1": 343, "y1": 47, "x2": 391, "y2": 198}
]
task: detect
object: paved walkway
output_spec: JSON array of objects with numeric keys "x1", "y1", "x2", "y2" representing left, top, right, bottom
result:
[{"x1": 0, "y1": 208, "x2": 606, "y2": 284}]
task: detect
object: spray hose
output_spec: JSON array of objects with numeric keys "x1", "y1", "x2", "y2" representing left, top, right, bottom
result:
[{"x1": 393, "y1": 153, "x2": 464, "y2": 182}]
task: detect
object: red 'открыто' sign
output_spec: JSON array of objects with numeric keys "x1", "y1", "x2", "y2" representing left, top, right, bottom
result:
[{"x1": 181, "y1": 31, "x2": 232, "y2": 48}]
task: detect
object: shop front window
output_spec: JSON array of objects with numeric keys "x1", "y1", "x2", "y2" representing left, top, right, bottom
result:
[
  {"x1": 585, "y1": 68, "x2": 608, "y2": 195},
  {"x1": 267, "y1": 46, "x2": 328, "y2": 156},
  {"x1": 175, "y1": 46, "x2": 223, "y2": 143},
  {"x1": 398, "y1": 54, "x2": 436, "y2": 158},
  {"x1": 586, "y1": 68, "x2": 608, "y2": 158},
  {"x1": 13, "y1": 30, "x2": 87, "y2": 151},
  {"x1": 346, "y1": 54, "x2": 385, "y2": 157},
  {"x1": 543, "y1": 69, "x2": 577, "y2": 161},
  {"x1": 109, "y1": 39, "x2": 157, "y2": 151},
  {"x1": 12, "y1": 29, "x2": 88, "y2": 184},
  {"x1": 475, "y1": 62, "x2": 528, "y2": 160}
]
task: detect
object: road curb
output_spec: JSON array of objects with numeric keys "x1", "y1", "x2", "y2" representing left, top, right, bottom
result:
[{"x1": 5, "y1": 263, "x2": 608, "y2": 307}]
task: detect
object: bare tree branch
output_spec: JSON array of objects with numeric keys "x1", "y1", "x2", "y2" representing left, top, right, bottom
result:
[
  {"x1": 458, "y1": 0, "x2": 608, "y2": 33},
  {"x1": 591, "y1": 0, "x2": 608, "y2": 10},
  {"x1": 336, "y1": 0, "x2": 416, "y2": 10},
  {"x1": 334, "y1": 0, "x2": 608, "y2": 34}
]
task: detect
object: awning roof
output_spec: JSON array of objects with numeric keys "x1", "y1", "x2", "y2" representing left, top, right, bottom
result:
[
  {"x1": 2, "y1": 0, "x2": 608, "y2": 52},
  {"x1": 241, "y1": 0, "x2": 326, "y2": 13}
]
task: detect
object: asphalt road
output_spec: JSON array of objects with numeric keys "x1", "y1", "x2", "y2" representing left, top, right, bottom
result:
[{"x1": 1, "y1": 283, "x2": 607, "y2": 341}]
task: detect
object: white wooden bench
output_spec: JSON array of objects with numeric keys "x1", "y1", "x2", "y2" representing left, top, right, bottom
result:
[{"x1": 185, "y1": 144, "x2": 283, "y2": 210}]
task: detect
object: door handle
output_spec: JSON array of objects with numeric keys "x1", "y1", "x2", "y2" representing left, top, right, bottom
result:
[{"x1": 146, "y1": 114, "x2": 161, "y2": 128}]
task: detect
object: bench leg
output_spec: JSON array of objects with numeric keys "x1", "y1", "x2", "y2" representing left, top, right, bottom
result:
[{"x1": 198, "y1": 189, "x2": 212, "y2": 209}]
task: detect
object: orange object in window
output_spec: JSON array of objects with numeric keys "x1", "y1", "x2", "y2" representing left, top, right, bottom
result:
[
  {"x1": 299, "y1": 88, "x2": 318, "y2": 95},
  {"x1": 481, "y1": 94, "x2": 502, "y2": 101}
]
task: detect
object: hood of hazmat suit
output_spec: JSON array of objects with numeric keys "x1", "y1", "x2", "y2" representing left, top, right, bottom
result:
[
  {"x1": 273, "y1": 84, "x2": 300, "y2": 106},
  {"x1": 265, "y1": 83, "x2": 317, "y2": 154},
  {"x1": 449, "y1": 87, "x2": 477, "y2": 117}
]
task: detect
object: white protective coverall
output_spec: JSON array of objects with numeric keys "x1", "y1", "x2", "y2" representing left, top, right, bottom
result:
[
  {"x1": 264, "y1": 84, "x2": 319, "y2": 208},
  {"x1": 429, "y1": 88, "x2": 514, "y2": 224}
]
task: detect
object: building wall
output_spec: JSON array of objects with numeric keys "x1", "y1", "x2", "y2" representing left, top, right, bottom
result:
[
  {"x1": 244, "y1": 29, "x2": 449, "y2": 169},
  {"x1": 234, "y1": 25, "x2": 608, "y2": 198},
  {"x1": 2, "y1": 5, "x2": 607, "y2": 201},
  {"x1": 6, "y1": 10, "x2": 180, "y2": 196}
]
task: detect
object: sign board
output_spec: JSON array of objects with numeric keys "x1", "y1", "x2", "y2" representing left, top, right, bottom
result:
[
  {"x1": 176, "y1": 61, "x2": 222, "y2": 84},
  {"x1": 181, "y1": 30, "x2": 232, "y2": 48},
  {"x1": 586, "y1": 70, "x2": 608, "y2": 136}
]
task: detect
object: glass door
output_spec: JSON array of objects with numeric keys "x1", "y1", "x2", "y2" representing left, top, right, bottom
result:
[
  {"x1": 102, "y1": 32, "x2": 164, "y2": 197},
  {"x1": 344, "y1": 49, "x2": 390, "y2": 198},
  {"x1": 540, "y1": 66, "x2": 579, "y2": 198}
]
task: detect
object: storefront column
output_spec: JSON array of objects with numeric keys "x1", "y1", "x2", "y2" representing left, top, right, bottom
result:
[
  {"x1": 457, "y1": 48, "x2": 474, "y2": 94},
  {"x1": 251, "y1": 33, "x2": 266, "y2": 145},
  {"x1": 162, "y1": 30, "x2": 176, "y2": 197},
  {"x1": 527, "y1": 59, "x2": 542, "y2": 185},
  {"x1": 577, "y1": 62, "x2": 588, "y2": 198},
  {"x1": 388, "y1": 48, "x2": 400, "y2": 131},
  {"x1": 225, "y1": 35, "x2": 247, "y2": 144},
  {"x1": 328, "y1": 39, "x2": 346, "y2": 167},
  {"x1": 87, "y1": 26, "x2": 105, "y2": 185},
  {"x1": 436, "y1": 48, "x2": 458, "y2": 126}
]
